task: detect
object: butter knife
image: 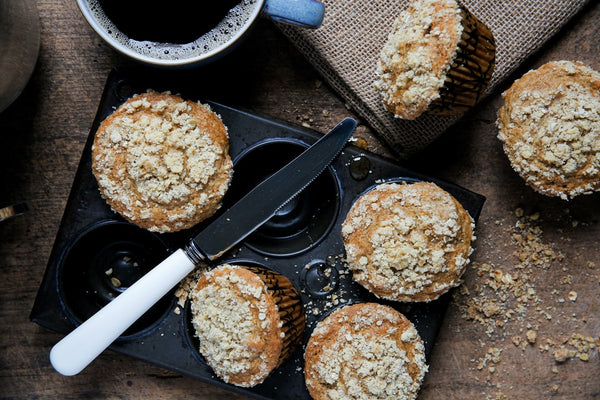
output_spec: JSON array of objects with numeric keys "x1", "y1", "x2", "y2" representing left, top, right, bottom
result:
[{"x1": 49, "y1": 117, "x2": 357, "y2": 376}]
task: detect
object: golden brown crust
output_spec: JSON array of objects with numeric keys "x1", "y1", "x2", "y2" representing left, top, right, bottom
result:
[
  {"x1": 190, "y1": 265, "x2": 283, "y2": 388},
  {"x1": 91, "y1": 91, "x2": 233, "y2": 232},
  {"x1": 375, "y1": 0, "x2": 495, "y2": 119},
  {"x1": 304, "y1": 303, "x2": 427, "y2": 400},
  {"x1": 341, "y1": 182, "x2": 474, "y2": 302},
  {"x1": 497, "y1": 60, "x2": 600, "y2": 200}
]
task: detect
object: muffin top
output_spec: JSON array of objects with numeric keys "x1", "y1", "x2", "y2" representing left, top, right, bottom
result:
[
  {"x1": 304, "y1": 303, "x2": 427, "y2": 400},
  {"x1": 92, "y1": 91, "x2": 233, "y2": 233},
  {"x1": 190, "y1": 264, "x2": 283, "y2": 388},
  {"x1": 341, "y1": 181, "x2": 474, "y2": 302},
  {"x1": 374, "y1": 0, "x2": 463, "y2": 119},
  {"x1": 497, "y1": 60, "x2": 600, "y2": 200}
]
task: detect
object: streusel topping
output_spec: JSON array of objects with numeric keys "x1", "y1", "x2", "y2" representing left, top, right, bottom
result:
[
  {"x1": 304, "y1": 303, "x2": 427, "y2": 400},
  {"x1": 342, "y1": 182, "x2": 474, "y2": 302},
  {"x1": 374, "y1": 0, "x2": 462, "y2": 119},
  {"x1": 497, "y1": 60, "x2": 600, "y2": 200},
  {"x1": 190, "y1": 265, "x2": 283, "y2": 388},
  {"x1": 92, "y1": 92, "x2": 232, "y2": 232}
]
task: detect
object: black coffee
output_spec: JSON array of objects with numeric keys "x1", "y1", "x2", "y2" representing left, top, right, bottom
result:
[{"x1": 98, "y1": 0, "x2": 241, "y2": 44}]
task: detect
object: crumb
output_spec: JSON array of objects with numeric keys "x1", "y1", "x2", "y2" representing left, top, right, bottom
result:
[
  {"x1": 455, "y1": 208, "x2": 598, "y2": 398},
  {"x1": 477, "y1": 347, "x2": 502, "y2": 370},
  {"x1": 553, "y1": 347, "x2": 575, "y2": 363},
  {"x1": 175, "y1": 267, "x2": 207, "y2": 307}
]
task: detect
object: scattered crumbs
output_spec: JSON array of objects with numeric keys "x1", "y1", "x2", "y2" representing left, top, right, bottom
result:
[
  {"x1": 476, "y1": 347, "x2": 502, "y2": 370},
  {"x1": 553, "y1": 347, "x2": 576, "y2": 363},
  {"x1": 456, "y1": 209, "x2": 563, "y2": 335},
  {"x1": 174, "y1": 267, "x2": 208, "y2": 308},
  {"x1": 454, "y1": 208, "x2": 599, "y2": 398}
]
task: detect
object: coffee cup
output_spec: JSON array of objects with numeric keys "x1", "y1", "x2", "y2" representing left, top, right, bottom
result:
[{"x1": 76, "y1": 0, "x2": 325, "y2": 67}]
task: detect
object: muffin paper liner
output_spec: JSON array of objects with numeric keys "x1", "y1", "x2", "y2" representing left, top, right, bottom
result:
[
  {"x1": 423, "y1": 4, "x2": 496, "y2": 116},
  {"x1": 243, "y1": 265, "x2": 306, "y2": 366}
]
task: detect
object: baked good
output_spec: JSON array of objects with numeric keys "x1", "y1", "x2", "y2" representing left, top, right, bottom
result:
[
  {"x1": 190, "y1": 264, "x2": 305, "y2": 387},
  {"x1": 374, "y1": 0, "x2": 495, "y2": 119},
  {"x1": 92, "y1": 91, "x2": 233, "y2": 233},
  {"x1": 304, "y1": 302, "x2": 427, "y2": 400},
  {"x1": 341, "y1": 181, "x2": 474, "y2": 302},
  {"x1": 497, "y1": 60, "x2": 600, "y2": 200}
]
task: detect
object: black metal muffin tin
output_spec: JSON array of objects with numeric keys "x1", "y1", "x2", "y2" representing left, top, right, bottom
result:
[{"x1": 31, "y1": 68, "x2": 485, "y2": 400}]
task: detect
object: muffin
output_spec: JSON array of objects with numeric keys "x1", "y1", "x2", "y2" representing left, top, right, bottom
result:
[
  {"x1": 189, "y1": 264, "x2": 305, "y2": 387},
  {"x1": 304, "y1": 302, "x2": 427, "y2": 400},
  {"x1": 497, "y1": 60, "x2": 600, "y2": 200},
  {"x1": 92, "y1": 91, "x2": 233, "y2": 233},
  {"x1": 374, "y1": 0, "x2": 495, "y2": 119},
  {"x1": 341, "y1": 181, "x2": 474, "y2": 302}
]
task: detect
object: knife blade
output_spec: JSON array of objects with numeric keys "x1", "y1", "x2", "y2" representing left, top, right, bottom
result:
[
  {"x1": 49, "y1": 117, "x2": 357, "y2": 376},
  {"x1": 190, "y1": 117, "x2": 357, "y2": 261}
]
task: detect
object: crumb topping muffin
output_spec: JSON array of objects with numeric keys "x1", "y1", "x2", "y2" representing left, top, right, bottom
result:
[
  {"x1": 375, "y1": 0, "x2": 495, "y2": 119},
  {"x1": 497, "y1": 60, "x2": 600, "y2": 200},
  {"x1": 304, "y1": 303, "x2": 428, "y2": 400},
  {"x1": 190, "y1": 264, "x2": 305, "y2": 388},
  {"x1": 341, "y1": 181, "x2": 474, "y2": 302},
  {"x1": 92, "y1": 91, "x2": 233, "y2": 233}
]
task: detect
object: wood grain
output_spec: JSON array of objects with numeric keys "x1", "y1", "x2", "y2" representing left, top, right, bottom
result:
[{"x1": 1, "y1": 1, "x2": 598, "y2": 399}]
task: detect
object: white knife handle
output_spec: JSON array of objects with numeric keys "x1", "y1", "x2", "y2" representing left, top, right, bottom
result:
[{"x1": 49, "y1": 248, "x2": 197, "y2": 376}]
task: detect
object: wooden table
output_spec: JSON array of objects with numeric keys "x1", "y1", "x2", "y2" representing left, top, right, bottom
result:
[{"x1": 1, "y1": 1, "x2": 598, "y2": 399}]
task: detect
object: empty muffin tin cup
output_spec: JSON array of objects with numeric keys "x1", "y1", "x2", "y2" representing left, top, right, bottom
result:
[
  {"x1": 228, "y1": 138, "x2": 340, "y2": 257},
  {"x1": 57, "y1": 220, "x2": 173, "y2": 338}
]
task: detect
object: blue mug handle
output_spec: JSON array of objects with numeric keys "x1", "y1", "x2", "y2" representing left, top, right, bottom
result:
[{"x1": 263, "y1": 0, "x2": 325, "y2": 28}]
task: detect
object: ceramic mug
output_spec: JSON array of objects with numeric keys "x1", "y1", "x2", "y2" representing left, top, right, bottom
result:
[{"x1": 76, "y1": 0, "x2": 325, "y2": 67}]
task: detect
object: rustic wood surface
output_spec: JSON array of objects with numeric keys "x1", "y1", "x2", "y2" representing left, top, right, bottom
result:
[{"x1": 1, "y1": 1, "x2": 598, "y2": 399}]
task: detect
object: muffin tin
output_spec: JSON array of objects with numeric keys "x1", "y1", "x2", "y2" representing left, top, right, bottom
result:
[{"x1": 31, "y1": 68, "x2": 485, "y2": 400}]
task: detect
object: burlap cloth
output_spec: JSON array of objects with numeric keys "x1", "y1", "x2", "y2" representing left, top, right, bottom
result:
[{"x1": 278, "y1": 0, "x2": 590, "y2": 158}]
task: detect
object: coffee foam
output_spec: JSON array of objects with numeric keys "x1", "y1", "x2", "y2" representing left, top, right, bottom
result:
[{"x1": 86, "y1": 0, "x2": 260, "y2": 61}]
